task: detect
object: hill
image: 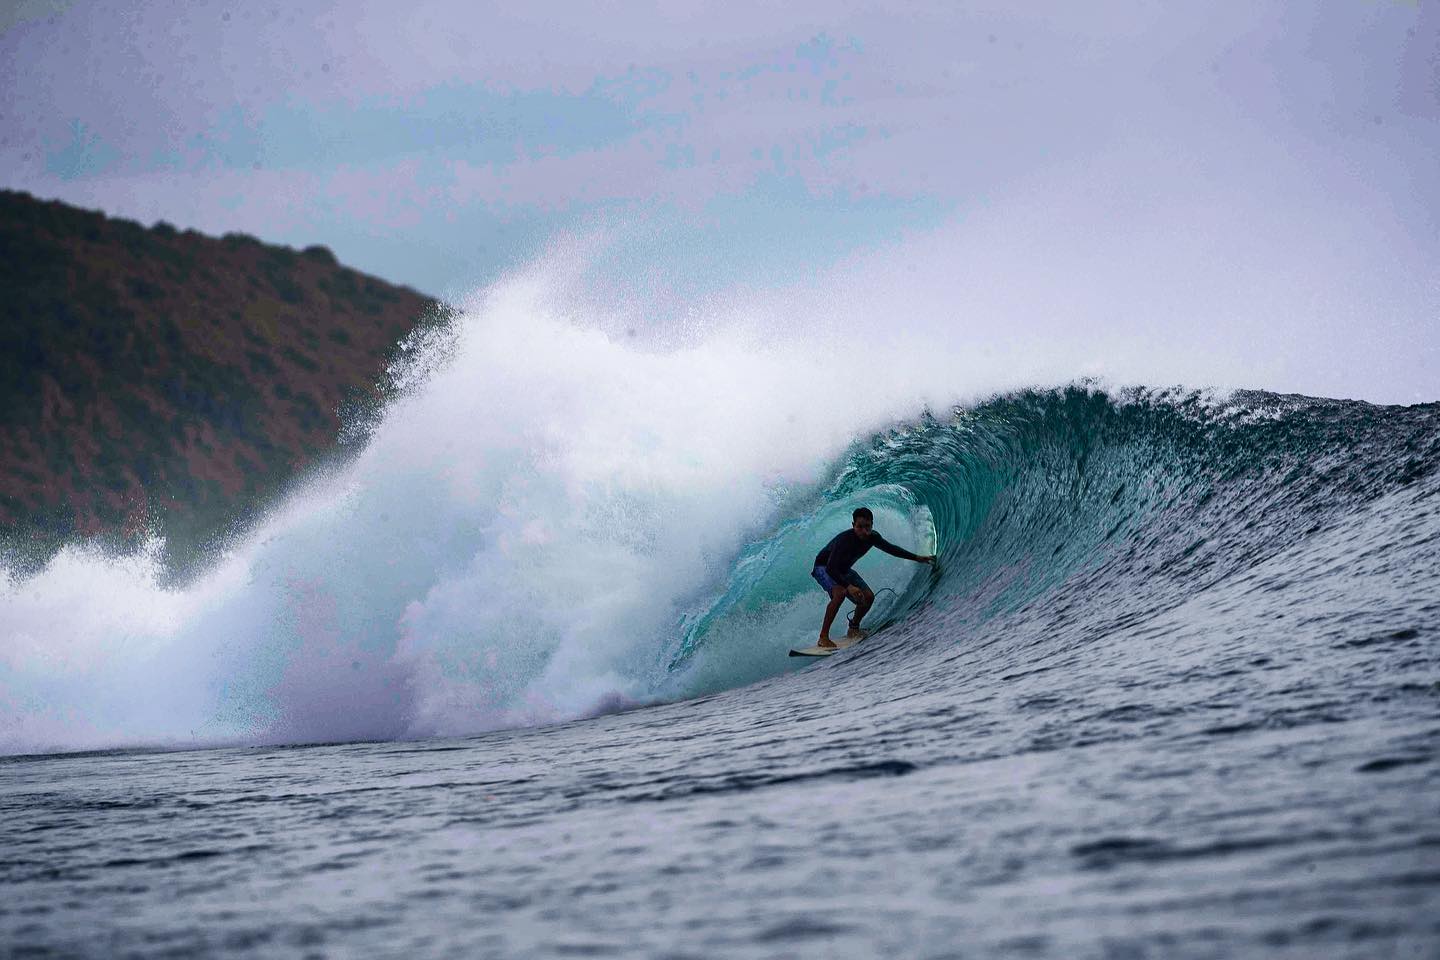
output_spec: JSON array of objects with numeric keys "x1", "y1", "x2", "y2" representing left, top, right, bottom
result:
[{"x1": 0, "y1": 190, "x2": 450, "y2": 572}]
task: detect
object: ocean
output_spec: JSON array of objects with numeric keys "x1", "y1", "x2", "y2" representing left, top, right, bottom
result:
[{"x1": 3, "y1": 291, "x2": 1438, "y2": 957}]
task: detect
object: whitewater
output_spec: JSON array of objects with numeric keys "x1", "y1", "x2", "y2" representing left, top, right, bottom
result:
[{"x1": 3, "y1": 251, "x2": 1438, "y2": 956}]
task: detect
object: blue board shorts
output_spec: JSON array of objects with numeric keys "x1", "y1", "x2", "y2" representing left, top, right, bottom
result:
[{"x1": 812, "y1": 565, "x2": 871, "y2": 595}]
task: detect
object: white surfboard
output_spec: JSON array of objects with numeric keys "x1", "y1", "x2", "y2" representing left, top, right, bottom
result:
[{"x1": 789, "y1": 633, "x2": 867, "y2": 658}]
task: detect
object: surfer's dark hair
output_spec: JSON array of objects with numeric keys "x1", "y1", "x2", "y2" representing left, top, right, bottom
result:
[{"x1": 853, "y1": 507, "x2": 874, "y2": 523}]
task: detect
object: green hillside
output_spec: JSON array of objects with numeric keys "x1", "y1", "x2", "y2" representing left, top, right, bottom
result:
[{"x1": 0, "y1": 190, "x2": 451, "y2": 573}]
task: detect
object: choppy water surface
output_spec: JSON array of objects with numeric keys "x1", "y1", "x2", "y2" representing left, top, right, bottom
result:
[{"x1": 4, "y1": 389, "x2": 1439, "y2": 957}]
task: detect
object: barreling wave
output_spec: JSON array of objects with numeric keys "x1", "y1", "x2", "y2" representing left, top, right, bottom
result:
[{"x1": 664, "y1": 387, "x2": 1440, "y2": 696}]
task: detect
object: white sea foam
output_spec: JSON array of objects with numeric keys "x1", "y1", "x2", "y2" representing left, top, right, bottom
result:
[{"x1": 0, "y1": 255, "x2": 950, "y2": 754}]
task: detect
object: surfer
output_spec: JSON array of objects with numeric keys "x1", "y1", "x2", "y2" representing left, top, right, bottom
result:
[{"x1": 813, "y1": 507, "x2": 934, "y2": 648}]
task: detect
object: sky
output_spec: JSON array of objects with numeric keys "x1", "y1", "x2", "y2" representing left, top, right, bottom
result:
[{"x1": 1, "y1": 0, "x2": 1436, "y2": 402}]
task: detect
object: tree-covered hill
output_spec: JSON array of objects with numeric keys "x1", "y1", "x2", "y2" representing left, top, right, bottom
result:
[{"x1": 0, "y1": 190, "x2": 451, "y2": 571}]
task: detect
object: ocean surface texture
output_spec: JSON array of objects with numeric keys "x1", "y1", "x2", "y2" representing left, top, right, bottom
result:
[{"x1": 4, "y1": 388, "x2": 1439, "y2": 958}]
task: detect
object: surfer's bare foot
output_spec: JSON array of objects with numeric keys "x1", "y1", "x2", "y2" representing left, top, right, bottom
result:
[
  {"x1": 817, "y1": 637, "x2": 837, "y2": 649},
  {"x1": 846, "y1": 628, "x2": 866, "y2": 639}
]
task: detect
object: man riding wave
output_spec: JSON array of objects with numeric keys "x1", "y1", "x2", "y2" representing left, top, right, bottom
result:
[{"x1": 812, "y1": 507, "x2": 935, "y2": 648}]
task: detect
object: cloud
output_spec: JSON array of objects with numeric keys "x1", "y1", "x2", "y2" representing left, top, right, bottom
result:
[{"x1": 1, "y1": 1, "x2": 1433, "y2": 400}]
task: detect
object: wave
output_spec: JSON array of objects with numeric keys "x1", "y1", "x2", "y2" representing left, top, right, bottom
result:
[
  {"x1": 3, "y1": 270, "x2": 1437, "y2": 756},
  {"x1": 664, "y1": 387, "x2": 1439, "y2": 697}
]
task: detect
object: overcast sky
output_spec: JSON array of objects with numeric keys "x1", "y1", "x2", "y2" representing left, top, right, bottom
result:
[{"x1": 2, "y1": 1, "x2": 1436, "y2": 401}]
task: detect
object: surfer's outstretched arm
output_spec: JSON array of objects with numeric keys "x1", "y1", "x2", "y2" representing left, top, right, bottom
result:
[{"x1": 872, "y1": 534, "x2": 935, "y2": 564}]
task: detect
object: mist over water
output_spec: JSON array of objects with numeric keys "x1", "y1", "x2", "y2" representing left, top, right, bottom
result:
[
  {"x1": 2, "y1": 204, "x2": 1436, "y2": 758},
  {"x1": 0, "y1": 249, "x2": 933, "y2": 754}
]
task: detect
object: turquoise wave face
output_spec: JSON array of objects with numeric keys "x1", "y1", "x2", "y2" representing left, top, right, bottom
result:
[{"x1": 665, "y1": 387, "x2": 1439, "y2": 695}]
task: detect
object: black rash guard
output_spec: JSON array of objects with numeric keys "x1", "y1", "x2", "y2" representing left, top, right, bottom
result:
[{"x1": 814, "y1": 529, "x2": 921, "y2": 581}]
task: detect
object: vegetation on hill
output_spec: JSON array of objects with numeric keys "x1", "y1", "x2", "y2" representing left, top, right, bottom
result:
[{"x1": 0, "y1": 190, "x2": 451, "y2": 574}]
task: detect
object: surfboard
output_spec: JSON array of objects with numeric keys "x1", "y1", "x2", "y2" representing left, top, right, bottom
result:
[{"x1": 789, "y1": 633, "x2": 867, "y2": 658}]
